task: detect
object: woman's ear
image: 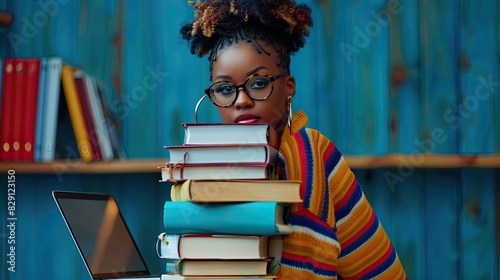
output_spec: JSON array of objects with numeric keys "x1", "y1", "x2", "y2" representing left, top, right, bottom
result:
[{"x1": 286, "y1": 75, "x2": 296, "y2": 98}]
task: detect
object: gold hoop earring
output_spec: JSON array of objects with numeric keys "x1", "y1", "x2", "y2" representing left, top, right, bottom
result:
[
  {"x1": 194, "y1": 95, "x2": 207, "y2": 123},
  {"x1": 287, "y1": 96, "x2": 293, "y2": 133}
]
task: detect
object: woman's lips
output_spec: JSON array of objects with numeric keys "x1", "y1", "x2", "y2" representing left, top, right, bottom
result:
[{"x1": 235, "y1": 114, "x2": 260, "y2": 124}]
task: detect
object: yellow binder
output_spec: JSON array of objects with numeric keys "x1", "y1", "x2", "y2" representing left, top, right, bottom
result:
[{"x1": 61, "y1": 65, "x2": 94, "y2": 162}]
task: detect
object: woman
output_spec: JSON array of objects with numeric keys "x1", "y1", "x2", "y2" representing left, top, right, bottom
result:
[{"x1": 180, "y1": 1, "x2": 407, "y2": 279}]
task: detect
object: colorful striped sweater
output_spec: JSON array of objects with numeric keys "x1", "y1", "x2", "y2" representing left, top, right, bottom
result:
[{"x1": 276, "y1": 110, "x2": 406, "y2": 280}]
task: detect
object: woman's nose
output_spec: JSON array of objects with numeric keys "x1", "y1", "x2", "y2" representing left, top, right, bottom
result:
[{"x1": 233, "y1": 87, "x2": 254, "y2": 109}]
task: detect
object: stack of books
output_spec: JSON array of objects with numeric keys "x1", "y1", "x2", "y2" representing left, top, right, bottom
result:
[{"x1": 158, "y1": 123, "x2": 302, "y2": 279}]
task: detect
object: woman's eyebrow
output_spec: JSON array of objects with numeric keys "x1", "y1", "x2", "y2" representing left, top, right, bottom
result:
[
  {"x1": 214, "y1": 74, "x2": 232, "y2": 80},
  {"x1": 246, "y1": 66, "x2": 268, "y2": 76}
]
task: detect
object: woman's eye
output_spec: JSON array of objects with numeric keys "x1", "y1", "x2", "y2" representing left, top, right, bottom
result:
[
  {"x1": 215, "y1": 84, "x2": 236, "y2": 95},
  {"x1": 250, "y1": 78, "x2": 270, "y2": 89}
]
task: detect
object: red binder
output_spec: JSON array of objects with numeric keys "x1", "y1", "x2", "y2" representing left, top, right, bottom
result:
[
  {"x1": 10, "y1": 59, "x2": 27, "y2": 161},
  {"x1": 0, "y1": 59, "x2": 15, "y2": 161},
  {"x1": 20, "y1": 58, "x2": 41, "y2": 161}
]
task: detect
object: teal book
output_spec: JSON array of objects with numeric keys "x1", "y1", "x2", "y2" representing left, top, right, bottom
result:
[{"x1": 163, "y1": 201, "x2": 292, "y2": 236}]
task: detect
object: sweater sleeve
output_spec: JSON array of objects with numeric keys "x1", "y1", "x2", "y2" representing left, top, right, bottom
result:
[
  {"x1": 277, "y1": 125, "x2": 406, "y2": 279},
  {"x1": 322, "y1": 131, "x2": 406, "y2": 279}
]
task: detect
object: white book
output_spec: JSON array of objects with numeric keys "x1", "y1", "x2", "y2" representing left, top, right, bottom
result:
[
  {"x1": 165, "y1": 144, "x2": 278, "y2": 165},
  {"x1": 40, "y1": 57, "x2": 62, "y2": 162},
  {"x1": 160, "y1": 163, "x2": 276, "y2": 182},
  {"x1": 182, "y1": 123, "x2": 270, "y2": 145},
  {"x1": 82, "y1": 72, "x2": 114, "y2": 161}
]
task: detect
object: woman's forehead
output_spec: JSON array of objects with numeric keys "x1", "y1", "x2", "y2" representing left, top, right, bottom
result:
[{"x1": 212, "y1": 41, "x2": 280, "y2": 70}]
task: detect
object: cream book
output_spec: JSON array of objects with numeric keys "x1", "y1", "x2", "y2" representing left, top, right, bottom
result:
[{"x1": 170, "y1": 179, "x2": 302, "y2": 203}]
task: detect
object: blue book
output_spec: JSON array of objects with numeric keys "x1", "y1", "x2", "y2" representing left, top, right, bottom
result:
[
  {"x1": 163, "y1": 201, "x2": 292, "y2": 236},
  {"x1": 34, "y1": 57, "x2": 47, "y2": 162},
  {"x1": 40, "y1": 57, "x2": 62, "y2": 162}
]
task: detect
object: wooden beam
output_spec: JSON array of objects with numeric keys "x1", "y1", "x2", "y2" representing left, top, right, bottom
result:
[
  {"x1": 0, "y1": 159, "x2": 166, "y2": 174},
  {"x1": 345, "y1": 154, "x2": 500, "y2": 169}
]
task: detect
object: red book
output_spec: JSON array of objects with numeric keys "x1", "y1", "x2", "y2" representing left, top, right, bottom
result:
[
  {"x1": 74, "y1": 70, "x2": 102, "y2": 161},
  {"x1": 20, "y1": 58, "x2": 41, "y2": 161},
  {"x1": 10, "y1": 59, "x2": 27, "y2": 161},
  {"x1": 0, "y1": 59, "x2": 15, "y2": 161}
]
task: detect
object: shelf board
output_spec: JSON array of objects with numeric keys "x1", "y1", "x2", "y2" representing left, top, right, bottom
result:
[
  {"x1": 0, "y1": 154, "x2": 499, "y2": 174},
  {"x1": 0, "y1": 11, "x2": 13, "y2": 26},
  {"x1": 0, "y1": 159, "x2": 166, "y2": 174},
  {"x1": 344, "y1": 154, "x2": 500, "y2": 169}
]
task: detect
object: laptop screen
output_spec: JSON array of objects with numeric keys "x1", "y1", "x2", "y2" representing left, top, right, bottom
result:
[{"x1": 53, "y1": 191, "x2": 150, "y2": 278}]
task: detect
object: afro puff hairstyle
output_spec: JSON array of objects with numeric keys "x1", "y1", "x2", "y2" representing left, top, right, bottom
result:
[{"x1": 180, "y1": 0, "x2": 313, "y2": 73}]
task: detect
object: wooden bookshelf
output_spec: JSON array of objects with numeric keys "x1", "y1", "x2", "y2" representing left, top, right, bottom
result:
[
  {"x1": 0, "y1": 11, "x2": 13, "y2": 26},
  {"x1": 0, "y1": 154, "x2": 499, "y2": 174}
]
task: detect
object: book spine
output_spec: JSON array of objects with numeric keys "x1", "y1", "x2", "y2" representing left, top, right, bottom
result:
[
  {"x1": 169, "y1": 180, "x2": 192, "y2": 201},
  {"x1": 21, "y1": 58, "x2": 41, "y2": 161},
  {"x1": 34, "y1": 57, "x2": 47, "y2": 162},
  {"x1": 11, "y1": 59, "x2": 26, "y2": 161},
  {"x1": 40, "y1": 57, "x2": 62, "y2": 162},
  {"x1": 61, "y1": 65, "x2": 94, "y2": 162},
  {"x1": 0, "y1": 59, "x2": 14, "y2": 161},
  {"x1": 165, "y1": 261, "x2": 180, "y2": 275},
  {"x1": 160, "y1": 234, "x2": 182, "y2": 259},
  {"x1": 74, "y1": 71, "x2": 102, "y2": 161},
  {"x1": 163, "y1": 202, "x2": 287, "y2": 236},
  {"x1": 84, "y1": 74, "x2": 114, "y2": 161},
  {"x1": 0, "y1": 58, "x2": 2, "y2": 118}
]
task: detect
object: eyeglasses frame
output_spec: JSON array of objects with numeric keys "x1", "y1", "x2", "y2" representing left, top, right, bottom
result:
[{"x1": 204, "y1": 72, "x2": 288, "y2": 108}]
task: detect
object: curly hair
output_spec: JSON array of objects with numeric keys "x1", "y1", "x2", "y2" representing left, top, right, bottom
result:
[{"x1": 180, "y1": 0, "x2": 313, "y2": 74}]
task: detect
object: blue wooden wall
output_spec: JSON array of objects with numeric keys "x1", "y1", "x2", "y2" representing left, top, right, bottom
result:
[{"x1": 0, "y1": 0, "x2": 499, "y2": 279}]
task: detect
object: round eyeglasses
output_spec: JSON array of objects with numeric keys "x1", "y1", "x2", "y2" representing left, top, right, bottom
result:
[{"x1": 204, "y1": 72, "x2": 287, "y2": 107}]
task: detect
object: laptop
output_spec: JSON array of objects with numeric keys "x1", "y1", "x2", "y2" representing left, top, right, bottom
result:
[{"x1": 52, "y1": 190, "x2": 163, "y2": 280}]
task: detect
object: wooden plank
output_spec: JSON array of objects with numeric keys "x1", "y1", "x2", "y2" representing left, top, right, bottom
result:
[
  {"x1": 313, "y1": 0, "x2": 348, "y2": 149},
  {"x1": 389, "y1": 0, "x2": 421, "y2": 153},
  {"x1": 151, "y1": 0, "x2": 213, "y2": 153},
  {"x1": 425, "y1": 169, "x2": 459, "y2": 278},
  {"x1": 390, "y1": 169, "x2": 425, "y2": 279},
  {"x1": 290, "y1": 14, "x2": 316, "y2": 131},
  {"x1": 121, "y1": 0, "x2": 156, "y2": 158},
  {"x1": 493, "y1": 1, "x2": 500, "y2": 153},
  {"x1": 459, "y1": 0, "x2": 497, "y2": 153},
  {"x1": 47, "y1": 0, "x2": 80, "y2": 63},
  {"x1": 76, "y1": 0, "x2": 120, "y2": 94},
  {"x1": 419, "y1": 0, "x2": 459, "y2": 154},
  {"x1": 349, "y1": 0, "x2": 391, "y2": 154},
  {"x1": 337, "y1": 0, "x2": 356, "y2": 153},
  {"x1": 460, "y1": 169, "x2": 498, "y2": 279}
]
